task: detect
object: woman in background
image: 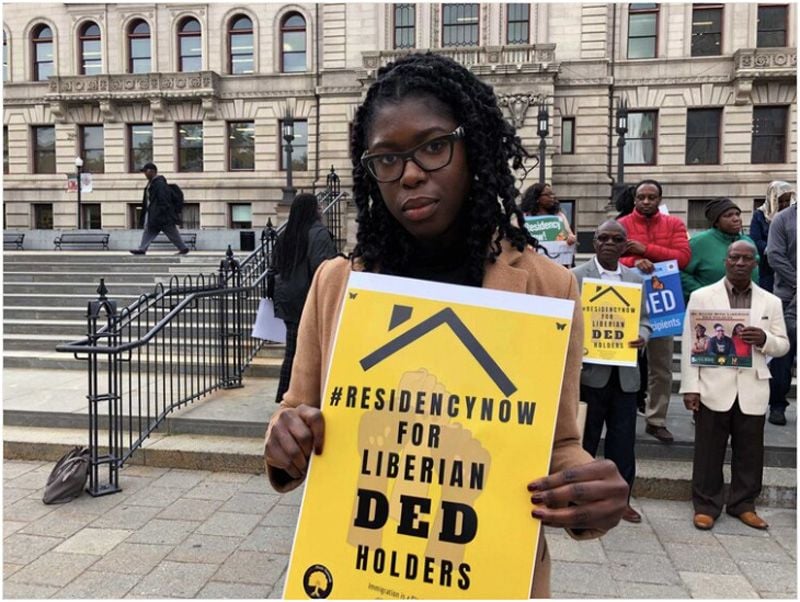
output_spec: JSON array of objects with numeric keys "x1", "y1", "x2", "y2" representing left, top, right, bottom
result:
[
  {"x1": 520, "y1": 182, "x2": 577, "y2": 245},
  {"x1": 749, "y1": 180, "x2": 794, "y2": 293},
  {"x1": 272, "y1": 193, "x2": 337, "y2": 403}
]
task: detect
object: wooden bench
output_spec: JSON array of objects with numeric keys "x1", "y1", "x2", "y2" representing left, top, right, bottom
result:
[
  {"x1": 150, "y1": 232, "x2": 197, "y2": 250},
  {"x1": 53, "y1": 231, "x2": 110, "y2": 250},
  {"x1": 4, "y1": 232, "x2": 25, "y2": 250}
]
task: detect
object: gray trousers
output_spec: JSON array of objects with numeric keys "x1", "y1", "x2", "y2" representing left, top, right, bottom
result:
[{"x1": 137, "y1": 215, "x2": 187, "y2": 252}]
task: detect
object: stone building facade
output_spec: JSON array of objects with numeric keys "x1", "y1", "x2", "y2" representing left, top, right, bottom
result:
[{"x1": 2, "y1": 3, "x2": 796, "y2": 242}]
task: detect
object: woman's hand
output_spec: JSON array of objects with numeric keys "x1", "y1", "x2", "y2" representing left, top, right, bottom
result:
[
  {"x1": 265, "y1": 404, "x2": 325, "y2": 480},
  {"x1": 566, "y1": 234, "x2": 577, "y2": 246},
  {"x1": 527, "y1": 459, "x2": 628, "y2": 531}
]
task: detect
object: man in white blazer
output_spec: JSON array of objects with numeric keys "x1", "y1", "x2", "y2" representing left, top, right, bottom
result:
[
  {"x1": 573, "y1": 220, "x2": 652, "y2": 523},
  {"x1": 680, "y1": 240, "x2": 789, "y2": 531}
]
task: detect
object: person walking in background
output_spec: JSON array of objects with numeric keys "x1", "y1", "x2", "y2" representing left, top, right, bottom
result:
[
  {"x1": 272, "y1": 193, "x2": 337, "y2": 404},
  {"x1": 619, "y1": 179, "x2": 691, "y2": 444},
  {"x1": 680, "y1": 240, "x2": 789, "y2": 531},
  {"x1": 520, "y1": 182, "x2": 577, "y2": 245},
  {"x1": 681, "y1": 198, "x2": 759, "y2": 301},
  {"x1": 749, "y1": 181, "x2": 794, "y2": 293},
  {"x1": 766, "y1": 199, "x2": 797, "y2": 426},
  {"x1": 130, "y1": 163, "x2": 189, "y2": 255},
  {"x1": 573, "y1": 220, "x2": 651, "y2": 524}
]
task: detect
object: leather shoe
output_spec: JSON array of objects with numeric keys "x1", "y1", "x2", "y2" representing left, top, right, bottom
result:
[
  {"x1": 129, "y1": 249, "x2": 146, "y2": 255},
  {"x1": 768, "y1": 409, "x2": 787, "y2": 426},
  {"x1": 733, "y1": 511, "x2": 769, "y2": 530},
  {"x1": 622, "y1": 505, "x2": 642, "y2": 523},
  {"x1": 645, "y1": 424, "x2": 674, "y2": 443},
  {"x1": 693, "y1": 513, "x2": 715, "y2": 530}
]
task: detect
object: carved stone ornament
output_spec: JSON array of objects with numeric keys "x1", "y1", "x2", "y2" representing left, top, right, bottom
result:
[
  {"x1": 99, "y1": 99, "x2": 115, "y2": 122},
  {"x1": 734, "y1": 78, "x2": 754, "y2": 105},
  {"x1": 498, "y1": 93, "x2": 538, "y2": 128},
  {"x1": 202, "y1": 97, "x2": 218, "y2": 120},
  {"x1": 150, "y1": 97, "x2": 166, "y2": 121},
  {"x1": 50, "y1": 100, "x2": 67, "y2": 123}
]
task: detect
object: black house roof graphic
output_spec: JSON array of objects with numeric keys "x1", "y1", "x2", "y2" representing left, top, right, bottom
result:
[
  {"x1": 359, "y1": 306, "x2": 517, "y2": 397},
  {"x1": 588, "y1": 285, "x2": 631, "y2": 307}
]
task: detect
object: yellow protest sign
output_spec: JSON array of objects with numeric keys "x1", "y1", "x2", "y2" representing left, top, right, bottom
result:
[
  {"x1": 580, "y1": 277, "x2": 642, "y2": 367},
  {"x1": 283, "y1": 272, "x2": 575, "y2": 599}
]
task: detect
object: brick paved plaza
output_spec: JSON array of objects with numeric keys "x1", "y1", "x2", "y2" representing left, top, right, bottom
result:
[{"x1": 3, "y1": 460, "x2": 796, "y2": 599}]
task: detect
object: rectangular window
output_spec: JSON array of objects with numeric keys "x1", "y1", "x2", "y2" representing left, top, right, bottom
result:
[
  {"x1": 757, "y1": 4, "x2": 788, "y2": 47},
  {"x1": 280, "y1": 119, "x2": 308, "y2": 171},
  {"x1": 128, "y1": 123, "x2": 153, "y2": 172},
  {"x1": 686, "y1": 108, "x2": 721, "y2": 164},
  {"x1": 228, "y1": 121, "x2": 255, "y2": 171},
  {"x1": 561, "y1": 117, "x2": 575, "y2": 154},
  {"x1": 442, "y1": 4, "x2": 480, "y2": 47},
  {"x1": 394, "y1": 4, "x2": 416, "y2": 49},
  {"x1": 751, "y1": 105, "x2": 787, "y2": 163},
  {"x1": 178, "y1": 122, "x2": 203, "y2": 172},
  {"x1": 33, "y1": 125, "x2": 56, "y2": 174},
  {"x1": 4, "y1": 127, "x2": 8, "y2": 174},
  {"x1": 80, "y1": 125, "x2": 104, "y2": 174},
  {"x1": 33, "y1": 203, "x2": 53, "y2": 229},
  {"x1": 82, "y1": 203, "x2": 102, "y2": 229},
  {"x1": 688, "y1": 199, "x2": 712, "y2": 230},
  {"x1": 691, "y1": 4, "x2": 723, "y2": 56},
  {"x1": 128, "y1": 203, "x2": 143, "y2": 229},
  {"x1": 507, "y1": 4, "x2": 530, "y2": 45},
  {"x1": 628, "y1": 3, "x2": 658, "y2": 59},
  {"x1": 183, "y1": 203, "x2": 200, "y2": 229},
  {"x1": 624, "y1": 110, "x2": 657, "y2": 165},
  {"x1": 229, "y1": 203, "x2": 252, "y2": 229}
]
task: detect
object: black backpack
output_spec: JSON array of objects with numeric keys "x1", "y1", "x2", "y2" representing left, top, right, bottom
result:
[
  {"x1": 169, "y1": 183, "x2": 185, "y2": 225},
  {"x1": 42, "y1": 446, "x2": 90, "y2": 504}
]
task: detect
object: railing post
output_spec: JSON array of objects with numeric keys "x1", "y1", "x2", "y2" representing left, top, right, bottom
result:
[
  {"x1": 86, "y1": 278, "x2": 121, "y2": 496},
  {"x1": 218, "y1": 245, "x2": 244, "y2": 389}
]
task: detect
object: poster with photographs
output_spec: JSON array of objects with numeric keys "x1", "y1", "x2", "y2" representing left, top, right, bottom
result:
[{"x1": 688, "y1": 309, "x2": 753, "y2": 368}]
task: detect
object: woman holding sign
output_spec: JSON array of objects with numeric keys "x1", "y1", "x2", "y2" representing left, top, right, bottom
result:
[
  {"x1": 521, "y1": 182, "x2": 577, "y2": 245},
  {"x1": 264, "y1": 52, "x2": 627, "y2": 598}
]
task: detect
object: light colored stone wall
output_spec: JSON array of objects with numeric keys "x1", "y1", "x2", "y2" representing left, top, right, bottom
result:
[{"x1": 2, "y1": 2, "x2": 796, "y2": 239}]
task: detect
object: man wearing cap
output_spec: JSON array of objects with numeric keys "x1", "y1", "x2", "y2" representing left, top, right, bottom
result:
[
  {"x1": 130, "y1": 162, "x2": 189, "y2": 255},
  {"x1": 619, "y1": 179, "x2": 691, "y2": 444},
  {"x1": 680, "y1": 240, "x2": 789, "y2": 531},
  {"x1": 680, "y1": 198, "x2": 758, "y2": 300}
]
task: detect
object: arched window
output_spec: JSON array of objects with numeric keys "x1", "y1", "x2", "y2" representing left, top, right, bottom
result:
[
  {"x1": 228, "y1": 15, "x2": 253, "y2": 74},
  {"x1": 128, "y1": 19, "x2": 151, "y2": 73},
  {"x1": 31, "y1": 24, "x2": 53, "y2": 81},
  {"x1": 280, "y1": 13, "x2": 306, "y2": 73},
  {"x1": 178, "y1": 17, "x2": 202, "y2": 72},
  {"x1": 79, "y1": 21, "x2": 102, "y2": 75}
]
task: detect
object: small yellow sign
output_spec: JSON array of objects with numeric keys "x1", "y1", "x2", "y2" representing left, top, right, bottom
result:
[
  {"x1": 283, "y1": 272, "x2": 575, "y2": 599},
  {"x1": 580, "y1": 277, "x2": 642, "y2": 367}
]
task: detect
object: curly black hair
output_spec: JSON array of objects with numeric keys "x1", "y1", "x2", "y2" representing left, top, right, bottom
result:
[
  {"x1": 520, "y1": 182, "x2": 559, "y2": 215},
  {"x1": 349, "y1": 52, "x2": 537, "y2": 285}
]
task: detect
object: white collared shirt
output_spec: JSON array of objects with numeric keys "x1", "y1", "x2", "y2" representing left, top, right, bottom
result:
[{"x1": 594, "y1": 256, "x2": 623, "y2": 282}]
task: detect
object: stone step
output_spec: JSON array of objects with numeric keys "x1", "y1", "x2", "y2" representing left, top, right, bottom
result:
[
  {"x1": 2, "y1": 350, "x2": 283, "y2": 376},
  {"x1": 3, "y1": 251, "x2": 223, "y2": 264},
  {"x1": 3, "y1": 282, "x2": 206, "y2": 295},
  {"x1": 4, "y1": 293, "x2": 157, "y2": 307},
  {"x1": 3, "y1": 271, "x2": 217, "y2": 283},
  {"x1": 2, "y1": 426, "x2": 794, "y2": 507}
]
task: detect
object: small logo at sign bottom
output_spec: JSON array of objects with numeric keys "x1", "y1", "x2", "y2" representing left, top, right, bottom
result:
[{"x1": 303, "y1": 564, "x2": 333, "y2": 599}]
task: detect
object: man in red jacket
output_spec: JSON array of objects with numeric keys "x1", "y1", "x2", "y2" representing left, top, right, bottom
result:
[{"x1": 619, "y1": 179, "x2": 692, "y2": 443}]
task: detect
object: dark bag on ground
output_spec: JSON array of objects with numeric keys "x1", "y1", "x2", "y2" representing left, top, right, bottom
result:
[{"x1": 42, "y1": 446, "x2": 90, "y2": 504}]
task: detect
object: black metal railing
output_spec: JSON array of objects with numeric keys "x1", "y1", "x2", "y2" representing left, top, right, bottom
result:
[{"x1": 56, "y1": 187, "x2": 349, "y2": 496}]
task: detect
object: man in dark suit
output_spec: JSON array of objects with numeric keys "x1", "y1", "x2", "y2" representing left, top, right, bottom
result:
[
  {"x1": 573, "y1": 220, "x2": 652, "y2": 523},
  {"x1": 130, "y1": 162, "x2": 189, "y2": 255}
]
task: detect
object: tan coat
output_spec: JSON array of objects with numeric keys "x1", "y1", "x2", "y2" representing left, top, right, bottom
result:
[{"x1": 264, "y1": 240, "x2": 603, "y2": 598}]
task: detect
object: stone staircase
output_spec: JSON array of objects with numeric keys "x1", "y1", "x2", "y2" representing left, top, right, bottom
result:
[{"x1": 3, "y1": 251, "x2": 285, "y2": 376}]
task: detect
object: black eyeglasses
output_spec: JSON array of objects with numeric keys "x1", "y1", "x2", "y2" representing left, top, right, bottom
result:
[
  {"x1": 360, "y1": 126, "x2": 465, "y2": 183},
  {"x1": 595, "y1": 234, "x2": 627, "y2": 244}
]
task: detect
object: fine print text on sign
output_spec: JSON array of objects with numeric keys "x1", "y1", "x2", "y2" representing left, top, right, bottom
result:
[
  {"x1": 580, "y1": 277, "x2": 642, "y2": 367},
  {"x1": 284, "y1": 272, "x2": 575, "y2": 599}
]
